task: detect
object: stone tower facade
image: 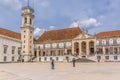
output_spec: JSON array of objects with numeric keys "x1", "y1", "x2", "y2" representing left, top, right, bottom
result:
[{"x1": 21, "y1": 6, "x2": 34, "y2": 62}]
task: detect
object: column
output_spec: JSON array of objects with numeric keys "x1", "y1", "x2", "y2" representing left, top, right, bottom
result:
[
  {"x1": 36, "y1": 50, "x2": 39, "y2": 62},
  {"x1": 72, "y1": 41, "x2": 74, "y2": 55},
  {"x1": 65, "y1": 49, "x2": 67, "y2": 55},
  {"x1": 56, "y1": 50, "x2": 58, "y2": 56},
  {"x1": 79, "y1": 41, "x2": 81, "y2": 57},
  {"x1": 86, "y1": 41, "x2": 89, "y2": 56},
  {"x1": 94, "y1": 40, "x2": 96, "y2": 54},
  {"x1": 103, "y1": 47, "x2": 105, "y2": 55}
]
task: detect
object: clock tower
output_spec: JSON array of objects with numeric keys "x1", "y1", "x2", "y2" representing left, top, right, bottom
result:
[{"x1": 21, "y1": 5, "x2": 35, "y2": 62}]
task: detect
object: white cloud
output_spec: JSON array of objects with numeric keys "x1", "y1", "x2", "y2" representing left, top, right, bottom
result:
[
  {"x1": 34, "y1": 26, "x2": 56, "y2": 39},
  {"x1": 70, "y1": 18, "x2": 102, "y2": 31},
  {"x1": 0, "y1": 0, "x2": 22, "y2": 10},
  {"x1": 34, "y1": 27, "x2": 46, "y2": 39},
  {"x1": 49, "y1": 26, "x2": 55, "y2": 30}
]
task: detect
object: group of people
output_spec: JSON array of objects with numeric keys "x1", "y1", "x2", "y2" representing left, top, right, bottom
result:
[{"x1": 51, "y1": 58, "x2": 76, "y2": 70}]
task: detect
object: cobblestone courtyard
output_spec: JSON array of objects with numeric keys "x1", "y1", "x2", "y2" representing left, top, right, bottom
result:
[{"x1": 0, "y1": 62, "x2": 120, "y2": 80}]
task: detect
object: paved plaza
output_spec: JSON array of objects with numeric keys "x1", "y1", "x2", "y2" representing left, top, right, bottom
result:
[{"x1": 0, "y1": 62, "x2": 120, "y2": 80}]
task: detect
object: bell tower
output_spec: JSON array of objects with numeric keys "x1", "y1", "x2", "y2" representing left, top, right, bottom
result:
[{"x1": 21, "y1": 1, "x2": 34, "y2": 62}]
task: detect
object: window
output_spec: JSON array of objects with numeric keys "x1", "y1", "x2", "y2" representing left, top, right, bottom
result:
[
  {"x1": 105, "y1": 56, "x2": 109, "y2": 60},
  {"x1": 23, "y1": 45, "x2": 25, "y2": 48},
  {"x1": 117, "y1": 38, "x2": 120, "y2": 44},
  {"x1": 114, "y1": 48, "x2": 118, "y2": 54},
  {"x1": 96, "y1": 40, "x2": 99, "y2": 45},
  {"x1": 102, "y1": 40, "x2": 106, "y2": 45},
  {"x1": 12, "y1": 57, "x2": 14, "y2": 62},
  {"x1": 3, "y1": 45, "x2": 8, "y2": 54},
  {"x1": 105, "y1": 48, "x2": 109, "y2": 54},
  {"x1": 45, "y1": 44, "x2": 51, "y2": 49},
  {"x1": 50, "y1": 57, "x2": 52, "y2": 60},
  {"x1": 24, "y1": 17, "x2": 27, "y2": 23},
  {"x1": 38, "y1": 46, "x2": 40, "y2": 49},
  {"x1": 30, "y1": 18, "x2": 32, "y2": 24},
  {"x1": 66, "y1": 42, "x2": 72, "y2": 48},
  {"x1": 18, "y1": 48, "x2": 21, "y2": 55},
  {"x1": 56, "y1": 57, "x2": 59, "y2": 61},
  {"x1": 97, "y1": 48, "x2": 103, "y2": 54},
  {"x1": 52, "y1": 43, "x2": 57, "y2": 48},
  {"x1": 12, "y1": 46, "x2": 15, "y2": 54},
  {"x1": 110, "y1": 47, "x2": 113, "y2": 54},
  {"x1": 44, "y1": 57, "x2": 47, "y2": 61},
  {"x1": 109, "y1": 39, "x2": 113, "y2": 45},
  {"x1": 24, "y1": 40, "x2": 25, "y2": 43},
  {"x1": 59, "y1": 43, "x2": 64, "y2": 48},
  {"x1": 4, "y1": 56, "x2": 7, "y2": 62},
  {"x1": 39, "y1": 51, "x2": 41, "y2": 56},
  {"x1": 114, "y1": 56, "x2": 118, "y2": 60},
  {"x1": 40, "y1": 45, "x2": 44, "y2": 49}
]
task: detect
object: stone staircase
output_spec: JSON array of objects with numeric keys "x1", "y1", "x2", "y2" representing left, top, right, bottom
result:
[{"x1": 75, "y1": 57, "x2": 96, "y2": 63}]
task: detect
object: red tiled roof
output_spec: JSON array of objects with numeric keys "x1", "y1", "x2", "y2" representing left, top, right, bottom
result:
[
  {"x1": 96, "y1": 30, "x2": 120, "y2": 38},
  {"x1": 37, "y1": 27, "x2": 81, "y2": 42},
  {"x1": 0, "y1": 27, "x2": 21, "y2": 40}
]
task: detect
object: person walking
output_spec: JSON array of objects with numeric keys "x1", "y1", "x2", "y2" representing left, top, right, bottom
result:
[
  {"x1": 51, "y1": 59, "x2": 55, "y2": 69},
  {"x1": 72, "y1": 58, "x2": 76, "y2": 67}
]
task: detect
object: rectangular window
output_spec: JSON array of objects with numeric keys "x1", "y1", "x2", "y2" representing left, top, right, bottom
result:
[
  {"x1": 12, "y1": 46, "x2": 15, "y2": 54},
  {"x1": 18, "y1": 47, "x2": 21, "y2": 55},
  {"x1": 114, "y1": 56, "x2": 118, "y2": 60},
  {"x1": 23, "y1": 45, "x2": 25, "y2": 48},
  {"x1": 3, "y1": 45, "x2": 8, "y2": 54},
  {"x1": 39, "y1": 51, "x2": 41, "y2": 56},
  {"x1": 114, "y1": 48, "x2": 118, "y2": 54},
  {"x1": 105, "y1": 48, "x2": 109, "y2": 54},
  {"x1": 12, "y1": 57, "x2": 14, "y2": 61},
  {"x1": 4, "y1": 56, "x2": 7, "y2": 62},
  {"x1": 105, "y1": 56, "x2": 109, "y2": 60},
  {"x1": 44, "y1": 57, "x2": 47, "y2": 61},
  {"x1": 24, "y1": 40, "x2": 25, "y2": 43}
]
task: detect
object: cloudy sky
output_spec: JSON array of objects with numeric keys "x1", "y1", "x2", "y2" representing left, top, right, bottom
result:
[{"x1": 0, "y1": 0, "x2": 120, "y2": 38}]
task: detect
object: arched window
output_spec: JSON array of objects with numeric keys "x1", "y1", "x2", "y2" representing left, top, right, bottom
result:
[
  {"x1": 109, "y1": 39, "x2": 113, "y2": 45},
  {"x1": 102, "y1": 40, "x2": 106, "y2": 45},
  {"x1": 30, "y1": 18, "x2": 32, "y2": 24},
  {"x1": 24, "y1": 17, "x2": 27, "y2": 23},
  {"x1": 96, "y1": 40, "x2": 99, "y2": 45},
  {"x1": 117, "y1": 38, "x2": 120, "y2": 44}
]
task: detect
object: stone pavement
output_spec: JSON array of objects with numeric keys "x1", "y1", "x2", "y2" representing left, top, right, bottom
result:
[{"x1": 0, "y1": 62, "x2": 120, "y2": 80}]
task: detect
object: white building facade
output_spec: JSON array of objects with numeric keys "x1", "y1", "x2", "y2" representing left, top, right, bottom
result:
[{"x1": 0, "y1": 29, "x2": 21, "y2": 62}]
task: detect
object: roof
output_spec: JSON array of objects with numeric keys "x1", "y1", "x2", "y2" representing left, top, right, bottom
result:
[
  {"x1": 37, "y1": 27, "x2": 82, "y2": 42},
  {"x1": 0, "y1": 27, "x2": 21, "y2": 40},
  {"x1": 96, "y1": 30, "x2": 120, "y2": 38}
]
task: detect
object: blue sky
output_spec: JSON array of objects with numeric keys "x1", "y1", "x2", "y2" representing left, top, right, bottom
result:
[{"x1": 0, "y1": 0, "x2": 120, "y2": 38}]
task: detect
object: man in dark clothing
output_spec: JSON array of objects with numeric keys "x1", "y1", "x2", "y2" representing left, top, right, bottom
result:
[
  {"x1": 72, "y1": 58, "x2": 76, "y2": 67},
  {"x1": 51, "y1": 59, "x2": 55, "y2": 69}
]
